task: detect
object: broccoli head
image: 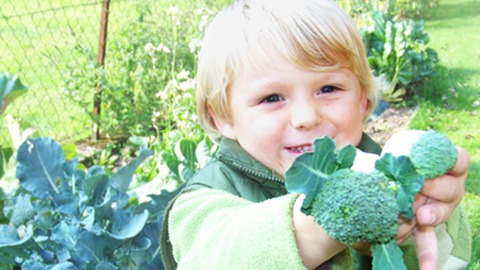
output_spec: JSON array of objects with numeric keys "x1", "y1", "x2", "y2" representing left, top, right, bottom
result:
[
  {"x1": 311, "y1": 169, "x2": 399, "y2": 245},
  {"x1": 382, "y1": 130, "x2": 458, "y2": 179}
]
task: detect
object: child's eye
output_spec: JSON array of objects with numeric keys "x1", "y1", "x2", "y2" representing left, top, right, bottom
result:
[
  {"x1": 261, "y1": 94, "x2": 283, "y2": 103},
  {"x1": 319, "y1": 85, "x2": 338, "y2": 94}
]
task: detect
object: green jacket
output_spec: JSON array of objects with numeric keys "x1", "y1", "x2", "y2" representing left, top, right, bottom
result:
[{"x1": 161, "y1": 134, "x2": 471, "y2": 269}]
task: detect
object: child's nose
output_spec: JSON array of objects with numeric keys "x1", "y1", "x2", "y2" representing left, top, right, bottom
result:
[{"x1": 291, "y1": 102, "x2": 320, "y2": 130}]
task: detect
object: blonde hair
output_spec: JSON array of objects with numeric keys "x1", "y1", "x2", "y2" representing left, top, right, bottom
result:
[{"x1": 196, "y1": 0, "x2": 379, "y2": 141}]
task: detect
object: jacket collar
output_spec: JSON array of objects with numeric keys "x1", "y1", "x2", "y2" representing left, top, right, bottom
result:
[{"x1": 216, "y1": 137, "x2": 285, "y2": 183}]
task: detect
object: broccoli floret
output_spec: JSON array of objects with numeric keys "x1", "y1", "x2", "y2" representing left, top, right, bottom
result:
[
  {"x1": 382, "y1": 130, "x2": 458, "y2": 179},
  {"x1": 311, "y1": 169, "x2": 399, "y2": 245}
]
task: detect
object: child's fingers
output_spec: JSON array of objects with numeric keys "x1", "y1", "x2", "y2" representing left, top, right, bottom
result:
[
  {"x1": 416, "y1": 199, "x2": 452, "y2": 226},
  {"x1": 449, "y1": 147, "x2": 470, "y2": 176},
  {"x1": 421, "y1": 176, "x2": 464, "y2": 204},
  {"x1": 395, "y1": 216, "x2": 415, "y2": 243},
  {"x1": 414, "y1": 225, "x2": 438, "y2": 270}
]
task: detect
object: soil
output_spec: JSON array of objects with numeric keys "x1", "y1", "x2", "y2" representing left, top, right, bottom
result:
[{"x1": 364, "y1": 107, "x2": 414, "y2": 147}]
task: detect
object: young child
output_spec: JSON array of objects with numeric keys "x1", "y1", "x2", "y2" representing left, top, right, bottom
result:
[{"x1": 161, "y1": 0, "x2": 471, "y2": 269}]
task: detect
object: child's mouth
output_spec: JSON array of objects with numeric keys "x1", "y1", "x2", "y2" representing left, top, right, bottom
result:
[{"x1": 288, "y1": 145, "x2": 313, "y2": 153}]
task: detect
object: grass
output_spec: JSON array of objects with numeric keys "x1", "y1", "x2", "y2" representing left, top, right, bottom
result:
[
  {"x1": 410, "y1": 0, "x2": 480, "y2": 194},
  {"x1": 409, "y1": 0, "x2": 480, "y2": 267}
]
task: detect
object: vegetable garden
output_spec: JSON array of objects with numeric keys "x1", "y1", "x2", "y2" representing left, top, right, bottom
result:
[{"x1": 1, "y1": 0, "x2": 479, "y2": 269}]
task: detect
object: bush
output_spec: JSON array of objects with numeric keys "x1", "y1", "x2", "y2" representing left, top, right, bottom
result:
[
  {"x1": 62, "y1": 1, "x2": 221, "y2": 148},
  {"x1": 359, "y1": 12, "x2": 439, "y2": 102}
]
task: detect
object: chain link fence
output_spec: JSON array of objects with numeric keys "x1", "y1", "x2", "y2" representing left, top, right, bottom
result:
[
  {"x1": 0, "y1": 0, "x2": 159, "y2": 147},
  {"x1": 1, "y1": 0, "x2": 106, "y2": 146}
]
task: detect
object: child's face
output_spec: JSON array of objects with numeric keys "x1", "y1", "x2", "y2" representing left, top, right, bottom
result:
[{"x1": 213, "y1": 54, "x2": 369, "y2": 175}]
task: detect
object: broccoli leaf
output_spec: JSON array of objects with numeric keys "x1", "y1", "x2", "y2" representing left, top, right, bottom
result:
[
  {"x1": 371, "y1": 240, "x2": 406, "y2": 270},
  {"x1": 110, "y1": 147, "x2": 153, "y2": 193},
  {"x1": 285, "y1": 137, "x2": 355, "y2": 215},
  {"x1": 16, "y1": 137, "x2": 65, "y2": 199},
  {"x1": 375, "y1": 153, "x2": 424, "y2": 218}
]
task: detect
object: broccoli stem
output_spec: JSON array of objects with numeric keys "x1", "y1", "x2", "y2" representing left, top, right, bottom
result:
[{"x1": 371, "y1": 239, "x2": 407, "y2": 270}]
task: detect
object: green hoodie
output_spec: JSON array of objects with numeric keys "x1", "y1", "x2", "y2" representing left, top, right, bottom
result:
[{"x1": 161, "y1": 134, "x2": 471, "y2": 269}]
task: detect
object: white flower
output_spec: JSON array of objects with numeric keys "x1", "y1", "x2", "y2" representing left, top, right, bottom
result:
[
  {"x1": 189, "y1": 38, "x2": 202, "y2": 53},
  {"x1": 177, "y1": 70, "x2": 190, "y2": 80},
  {"x1": 157, "y1": 43, "x2": 171, "y2": 54},
  {"x1": 144, "y1": 42, "x2": 155, "y2": 52},
  {"x1": 167, "y1": 6, "x2": 179, "y2": 16}
]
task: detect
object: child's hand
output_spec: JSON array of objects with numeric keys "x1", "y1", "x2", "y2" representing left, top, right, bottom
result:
[
  {"x1": 395, "y1": 147, "x2": 469, "y2": 270},
  {"x1": 416, "y1": 147, "x2": 469, "y2": 226}
]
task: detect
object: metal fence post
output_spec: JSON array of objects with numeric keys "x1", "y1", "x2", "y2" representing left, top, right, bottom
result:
[{"x1": 93, "y1": 0, "x2": 110, "y2": 141}]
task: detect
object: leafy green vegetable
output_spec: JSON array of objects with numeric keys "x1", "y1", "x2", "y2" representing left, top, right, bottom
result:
[
  {"x1": 285, "y1": 136, "x2": 417, "y2": 270},
  {"x1": 375, "y1": 153, "x2": 424, "y2": 218},
  {"x1": 407, "y1": 130, "x2": 458, "y2": 179},
  {"x1": 312, "y1": 169, "x2": 399, "y2": 245},
  {"x1": 0, "y1": 137, "x2": 181, "y2": 269}
]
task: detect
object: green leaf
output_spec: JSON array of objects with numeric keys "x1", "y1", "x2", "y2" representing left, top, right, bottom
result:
[
  {"x1": 285, "y1": 137, "x2": 354, "y2": 214},
  {"x1": 51, "y1": 220, "x2": 81, "y2": 249},
  {"x1": 0, "y1": 72, "x2": 28, "y2": 114},
  {"x1": 0, "y1": 146, "x2": 14, "y2": 178},
  {"x1": 371, "y1": 240, "x2": 406, "y2": 270},
  {"x1": 110, "y1": 147, "x2": 153, "y2": 192},
  {"x1": 0, "y1": 224, "x2": 33, "y2": 247},
  {"x1": 160, "y1": 151, "x2": 180, "y2": 180},
  {"x1": 195, "y1": 137, "x2": 215, "y2": 168},
  {"x1": 61, "y1": 143, "x2": 77, "y2": 161},
  {"x1": 4, "y1": 193, "x2": 35, "y2": 227},
  {"x1": 336, "y1": 144, "x2": 357, "y2": 169},
  {"x1": 178, "y1": 139, "x2": 197, "y2": 169},
  {"x1": 50, "y1": 262, "x2": 78, "y2": 270},
  {"x1": 75, "y1": 231, "x2": 106, "y2": 263},
  {"x1": 21, "y1": 261, "x2": 48, "y2": 269},
  {"x1": 375, "y1": 153, "x2": 424, "y2": 218},
  {"x1": 137, "y1": 186, "x2": 184, "y2": 220},
  {"x1": 53, "y1": 191, "x2": 79, "y2": 217},
  {"x1": 16, "y1": 138, "x2": 65, "y2": 199},
  {"x1": 95, "y1": 261, "x2": 117, "y2": 270},
  {"x1": 108, "y1": 209, "x2": 149, "y2": 240}
]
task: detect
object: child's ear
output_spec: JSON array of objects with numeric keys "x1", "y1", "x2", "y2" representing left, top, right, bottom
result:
[
  {"x1": 360, "y1": 91, "x2": 369, "y2": 120},
  {"x1": 360, "y1": 91, "x2": 372, "y2": 119},
  {"x1": 208, "y1": 107, "x2": 237, "y2": 139}
]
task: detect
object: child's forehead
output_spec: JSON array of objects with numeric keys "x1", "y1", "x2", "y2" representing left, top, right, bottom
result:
[{"x1": 230, "y1": 38, "x2": 344, "y2": 78}]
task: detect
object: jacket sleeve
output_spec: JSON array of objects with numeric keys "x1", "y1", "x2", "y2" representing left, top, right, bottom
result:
[{"x1": 168, "y1": 188, "x2": 307, "y2": 270}]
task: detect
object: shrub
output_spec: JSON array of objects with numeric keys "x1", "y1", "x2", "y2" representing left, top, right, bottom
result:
[
  {"x1": 359, "y1": 12, "x2": 439, "y2": 102},
  {"x1": 62, "y1": 1, "x2": 218, "y2": 147}
]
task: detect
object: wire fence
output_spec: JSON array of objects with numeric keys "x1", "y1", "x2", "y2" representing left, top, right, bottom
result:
[
  {"x1": 0, "y1": 0, "x2": 150, "y2": 147},
  {"x1": 1, "y1": 0, "x2": 101, "y2": 146}
]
